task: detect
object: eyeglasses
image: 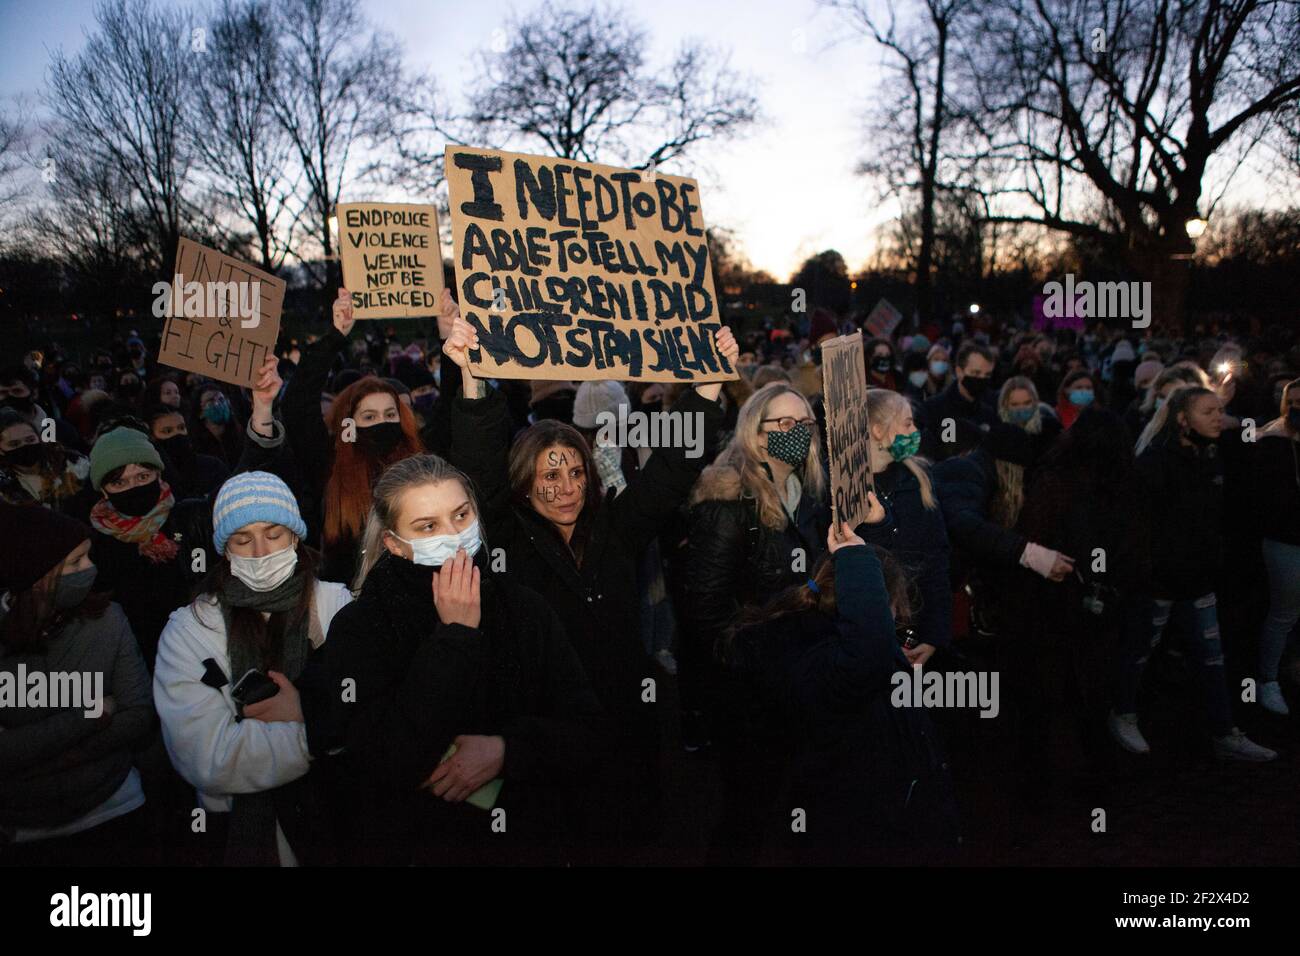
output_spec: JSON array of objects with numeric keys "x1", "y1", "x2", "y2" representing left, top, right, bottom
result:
[{"x1": 761, "y1": 416, "x2": 815, "y2": 432}]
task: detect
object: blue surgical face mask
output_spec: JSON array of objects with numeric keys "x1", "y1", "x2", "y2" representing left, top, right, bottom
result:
[
  {"x1": 1068, "y1": 389, "x2": 1095, "y2": 407},
  {"x1": 390, "y1": 519, "x2": 481, "y2": 567},
  {"x1": 1007, "y1": 407, "x2": 1035, "y2": 425},
  {"x1": 929, "y1": 360, "x2": 949, "y2": 377}
]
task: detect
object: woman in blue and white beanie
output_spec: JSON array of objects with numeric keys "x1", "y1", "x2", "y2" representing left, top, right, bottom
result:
[{"x1": 153, "y1": 471, "x2": 352, "y2": 865}]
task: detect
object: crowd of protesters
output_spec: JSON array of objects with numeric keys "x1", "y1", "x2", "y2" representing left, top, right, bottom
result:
[{"x1": 1, "y1": 287, "x2": 1297, "y2": 867}]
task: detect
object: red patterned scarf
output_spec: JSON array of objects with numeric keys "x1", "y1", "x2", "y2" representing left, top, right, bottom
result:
[{"x1": 90, "y1": 481, "x2": 180, "y2": 564}]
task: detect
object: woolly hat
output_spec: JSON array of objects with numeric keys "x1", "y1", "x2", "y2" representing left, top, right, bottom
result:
[
  {"x1": 212, "y1": 471, "x2": 307, "y2": 555},
  {"x1": 572, "y1": 380, "x2": 630, "y2": 429},
  {"x1": 808, "y1": 308, "x2": 839, "y2": 347},
  {"x1": 89, "y1": 426, "x2": 164, "y2": 491},
  {"x1": 0, "y1": 502, "x2": 89, "y2": 594},
  {"x1": 1135, "y1": 358, "x2": 1164, "y2": 390}
]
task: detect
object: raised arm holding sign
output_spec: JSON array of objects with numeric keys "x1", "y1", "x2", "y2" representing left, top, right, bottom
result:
[
  {"x1": 444, "y1": 146, "x2": 738, "y2": 384},
  {"x1": 337, "y1": 202, "x2": 445, "y2": 319},
  {"x1": 821, "y1": 332, "x2": 877, "y2": 528},
  {"x1": 156, "y1": 238, "x2": 285, "y2": 389}
]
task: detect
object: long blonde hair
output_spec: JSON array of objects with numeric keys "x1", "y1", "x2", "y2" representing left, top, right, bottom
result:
[
  {"x1": 1134, "y1": 384, "x2": 1215, "y2": 456},
  {"x1": 352, "y1": 454, "x2": 484, "y2": 592},
  {"x1": 705, "y1": 382, "x2": 826, "y2": 530},
  {"x1": 991, "y1": 376, "x2": 1041, "y2": 528},
  {"x1": 865, "y1": 388, "x2": 937, "y2": 509}
]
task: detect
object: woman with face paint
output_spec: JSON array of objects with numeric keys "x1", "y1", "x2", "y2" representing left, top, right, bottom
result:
[
  {"x1": 1112, "y1": 386, "x2": 1275, "y2": 761},
  {"x1": 295, "y1": 455, "x2": 606, "y2": 865},
  {"x1": 442, "y1": 305, "x2": 734, "y2": 862},
  {"x1": 153, "y1": 473, "x2": 352, "y2": 866},
  {"x1": 1251, "y1": 379, "x2": 1300, "y2": 715},
  {"x1": 0, "y1": 409, "x2": 96, "y2": 521},
  {"x1": 0, "y1": 502, "x2": 153, "y2": 866},
  {"x1": 857, "y1": 389, "x2": 953, "y2": 667}
]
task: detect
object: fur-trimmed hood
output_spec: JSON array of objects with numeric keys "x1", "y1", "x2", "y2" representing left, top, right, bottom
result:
[{"x1": 690, "y1": 462, "x2": 745, "y2": 506}]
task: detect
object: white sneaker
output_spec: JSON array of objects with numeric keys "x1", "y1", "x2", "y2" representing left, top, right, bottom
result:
[
  {"x1": 654, "y1": 648, "x2": 678, "y2": 676},
  {"x1": 1108, "y1": 711, "x2": 1150, "y2": 754},
  {"x1": 1260, "y1": 681, "x2": 1290, "y2": 716},
  {"x1": 1212, "y1": 728, "x2": 1276, "y2": 762}
]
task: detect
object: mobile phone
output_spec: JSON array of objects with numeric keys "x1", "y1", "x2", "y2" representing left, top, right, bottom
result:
[{"x1": 230, "y1": 669, "x2": 278, "y2": 707}]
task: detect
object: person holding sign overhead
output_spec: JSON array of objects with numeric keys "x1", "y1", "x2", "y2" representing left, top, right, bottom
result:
[
  {"x1": 441, "y1": 303, "x2": 736, "y2": 863},
  {"x1": 279, "y1": 289, "x2": 459, "y2": 585}
]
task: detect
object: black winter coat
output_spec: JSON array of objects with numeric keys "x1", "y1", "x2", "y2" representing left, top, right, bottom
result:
[
  {"x1": 716, "y1": 546, "x2": 959, "y2": 864},
  {"x1": 934, "y1": 449, "x2": 1029, "y2": 578},
  {"x1": 450, "y1": 383, "x2": 723, "y2": 851},
  {"x1": 1250, "y1": 433, "x2": 1300, "y2": 546},
  {"x1": 920, "y1": 381, "x2": 999, "y2": 461},
  {"x1": 857, "y1": 460, "x2": 954, "y2": 648},
  {"x1": 298, "y1": 553, "x2": 608, "y2": 865},
  {"x1": 1134, "y1": 438, "x2": 1225, "y2": 600}
]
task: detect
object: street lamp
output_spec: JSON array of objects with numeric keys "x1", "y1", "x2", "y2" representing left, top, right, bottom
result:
[
  {"x1": 968, "y1": 302, "x2": 980, "y2": 314},
  {"x1": 1185, "y1": 217, "x2": 1208, "y2": 239}
]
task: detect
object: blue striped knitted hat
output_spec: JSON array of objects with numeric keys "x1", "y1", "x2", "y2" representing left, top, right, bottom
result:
[{"x1": 212, "y1": 471, "x2": 307, "y2": 555}]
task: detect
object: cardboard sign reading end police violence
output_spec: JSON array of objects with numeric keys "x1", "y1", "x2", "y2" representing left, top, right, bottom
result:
[
  {"x1": 337, "y1": 202, "x2": 445, "y2": 319},
  {"x1": 158, "y1": 238, "x2": 284, "y2": 388},
  {"x1": 821, "y1": 332, "x2": 874, "y2": 528},
  {"x1": 445, "y1": 145, "x2": 736, "y2": 383}
]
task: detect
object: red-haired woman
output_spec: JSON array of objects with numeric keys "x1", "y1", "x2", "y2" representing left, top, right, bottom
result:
[{"x1": 281, "y1": 289, "x2": 439, "y2": 584}]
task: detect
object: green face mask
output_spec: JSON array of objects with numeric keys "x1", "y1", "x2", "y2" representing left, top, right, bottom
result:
[{"x1": 889, "y1": 430, "x2": 921, "y2": 461}]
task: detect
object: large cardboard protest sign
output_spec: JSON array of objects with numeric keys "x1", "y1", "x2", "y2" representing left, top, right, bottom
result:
[
  {"x1": 158, "y1": 239, "x2": 284, "y2": 388},
  {"x1": 337, "y1": 202, "x2": 445, "y2": 318},
  {"x1": 445, "y1": 146, "x2": 736, "y2": 383},
  {"x1": 821, "y1": 332, "x2": 874, "y2": 528},
  {"x1": 864, "y1": 298, "x2": 904, "y2": 339}
]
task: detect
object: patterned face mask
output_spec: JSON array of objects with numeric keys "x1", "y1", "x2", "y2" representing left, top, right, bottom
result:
[
  {"x1": 766, "y1": 423, "x2": 811, "y2": 465},
  {"x1": 889, "y1": 430, "x2": 922, "y2": 461}
]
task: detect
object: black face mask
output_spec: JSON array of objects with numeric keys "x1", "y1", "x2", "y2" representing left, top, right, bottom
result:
[
  {"x1": 356, "y1": 420, "x2": 403, "y2": 456},
  {"x1": 159, "y1": 433, "x2": 194, "y2": 464},
  {"x1": 871, "y1": 356, "x2": 893, "y2": 374},
  {"x1": 961, "y1": 375, "x2": 992, "y2": 399},
  {"x1": 2, "y1": 442, "x2": 44, "y2": 468},
  {"x1": 1287, "y1": 408, "x2": 1300, "y2": 431},
  {"x1": 107, "y1": 478, "x2": 161, "y2": 517}
]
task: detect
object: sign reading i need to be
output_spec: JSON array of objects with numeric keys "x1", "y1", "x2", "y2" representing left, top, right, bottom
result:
[
  {"x1": 444, "y1": 145, "x2": 737, "y2": 383},
  {"x1": 337, "y1": 202, "x2": 445, "y2": 319}
]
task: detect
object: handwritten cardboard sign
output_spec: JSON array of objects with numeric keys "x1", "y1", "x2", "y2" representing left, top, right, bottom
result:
[
  {"x1": 445, "y1": 145, "x2": 736, "y2": 382},
  {"x1": 337, "y1": 202, "x2": 445, "y2": 318},
  {"x1": 158, "y1": 238, "x2": 284, "y2": 388},
  {"x1": 864, "y1": 298, "x2": 903, "y2": 339},
  {"x1": 821, "y1": 332, "x2": 874, "y2": 528}
]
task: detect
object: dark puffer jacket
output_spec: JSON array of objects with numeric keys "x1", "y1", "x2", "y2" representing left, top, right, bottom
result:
[{"x1": 683, "y1": 462, "x2": 830, "y2": 658}]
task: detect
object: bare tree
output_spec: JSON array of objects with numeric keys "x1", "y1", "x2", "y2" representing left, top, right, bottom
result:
[
  {"x1": 44, "y1": 0, "x2": 200, "y2": 272},
  {"x1": 0, "y1": 112, "x2": 24, "y2": 213},
  {"x1": 465, "y1": 1, "x2": 760, "y2": 168},
  {"x1": 266, "y1": 0, "x2": 406, "y2": 291},
  {"x1": 189, "y1": 0, "x2": 301, "y2": 271},
  {"x1": 826, "y1": 0, "x2": 978, "y2": 327},
  {"x1": 966, "y1": 0, "x2": 1300, "y2": 329}
]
